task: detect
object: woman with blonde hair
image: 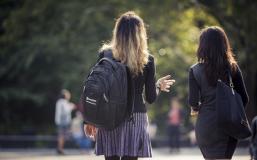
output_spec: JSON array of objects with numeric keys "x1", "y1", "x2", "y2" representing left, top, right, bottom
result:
[{"x1": 84, "y1": 11, "x2": 175, "y2": 160}]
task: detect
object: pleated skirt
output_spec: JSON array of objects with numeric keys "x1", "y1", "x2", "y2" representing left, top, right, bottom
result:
[{"x1": 95, "y1": 112, "x2": 152, "y2": 157}]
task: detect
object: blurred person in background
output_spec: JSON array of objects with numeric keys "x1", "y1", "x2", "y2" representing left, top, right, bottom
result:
[
  {"x1": 71, "y1": 110, "x2": 92, "y2": 153},
  {"x1": 167, "y1": 97, "x2": 182, "y2": 153},
  {"x1": 250, "y1": 116, "x2": 257, "y2": 160},
  {"x1": 148, "y1": 122, "x2": 157, "y2": 141},
  {"x1": 55, "y1": 89, "x2": 75, "y2": 155},
  {"x1": 188, "y1": 117, "x2": 197, "y2": 147}
]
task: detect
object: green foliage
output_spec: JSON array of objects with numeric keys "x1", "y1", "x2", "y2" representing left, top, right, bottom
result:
[
  {"x1": 0, "y1": 0, "x2": 121, "y2": 133},
  {"x1": 1, "y1": 0, "x2": 255, "y2": 134},
  {"x1": 145, "y1": 7, "x2": 218, "y2": 133}
]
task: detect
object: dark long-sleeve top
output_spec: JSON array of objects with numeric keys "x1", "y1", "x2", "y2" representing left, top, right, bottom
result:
[
  {"x1": 99, "y1": 50, "x2": 157, "y2": 113},
  {"x1": 188, "y1": 63, "x2": 249, "y2": 111}
]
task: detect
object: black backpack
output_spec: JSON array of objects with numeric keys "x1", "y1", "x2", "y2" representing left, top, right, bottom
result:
[{"x1": 81, "y1": 50, "x2": 134, "y2": 130}]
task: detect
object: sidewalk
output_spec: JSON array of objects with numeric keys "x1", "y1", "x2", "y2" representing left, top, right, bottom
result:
[{"x1": 0, "y1": 147, "x2": 250, "y2": 160}]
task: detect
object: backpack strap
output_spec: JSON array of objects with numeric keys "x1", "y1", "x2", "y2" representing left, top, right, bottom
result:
[
  {"x1": 103, "y1": 50, "x2": 113, "y2": 59},
  {"x1": 97, "y1": 49, "x2": 113, "y2": 61},
  {"x1": 101, "y1": 49, "x2": 135, "y2": 121},
  {"x1": 97, "y1": 50, "x2": 118, "y2": 69},
  {"x1": 97, "y1": 58, "x2": 117, "y2": 69},
  {"x1": 127, "y1": 68, "x2": 135, "y2": 122}
]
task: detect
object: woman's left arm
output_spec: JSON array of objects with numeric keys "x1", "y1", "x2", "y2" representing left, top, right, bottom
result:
[
  {"x1": 188, "y1": 68, "x2": 200, "y2": 115},
  {"x1": 144, "y1": 56, "x2": 175, "y2": 103}
]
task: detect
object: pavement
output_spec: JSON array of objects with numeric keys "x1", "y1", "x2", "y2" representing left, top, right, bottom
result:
[{"x1": 0, "y1": 147, "x2": 251, "y2": 160}]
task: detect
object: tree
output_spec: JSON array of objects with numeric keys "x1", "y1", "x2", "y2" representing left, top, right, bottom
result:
[
  {"x1": 0, "y1": 0, "x2": 220, "y2": 135},
  {"x1": 0, "y1": 0, "x2": 122, "y2": 133}
]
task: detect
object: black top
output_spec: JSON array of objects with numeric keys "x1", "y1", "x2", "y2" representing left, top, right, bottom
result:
[
  {"x1": 99, "y1": 51, "x2": 157, "y2": 113},
  {"x1": 188, "y1": 63, "x2": 249, "y2": 111}
]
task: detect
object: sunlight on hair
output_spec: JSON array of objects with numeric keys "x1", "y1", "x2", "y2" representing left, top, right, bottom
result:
[{"x1": 100, "y1": 11, "x2": 149, "y2": 75}]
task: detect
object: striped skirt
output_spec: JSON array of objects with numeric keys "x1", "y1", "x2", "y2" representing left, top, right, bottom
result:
[{"x1": 95, "y1": 112, "x2": 152, "y2": 157}]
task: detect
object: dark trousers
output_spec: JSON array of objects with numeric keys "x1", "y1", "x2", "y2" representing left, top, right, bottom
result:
[
  {"x1": 250, "y1": 144, "x2": 257, "y2": 160},
  {"x1": 168, "y1": 125, "x2": 180, "y2": 150}
]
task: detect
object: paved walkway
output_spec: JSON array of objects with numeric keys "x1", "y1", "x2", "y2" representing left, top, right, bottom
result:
[{"x1": 0, "y1": 148, "x2": 250, "y2": 160}]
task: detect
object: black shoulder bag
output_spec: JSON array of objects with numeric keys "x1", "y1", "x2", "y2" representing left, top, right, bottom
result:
[{"x1": 216, "y1": 72, "x2": 251, "y2": 139}]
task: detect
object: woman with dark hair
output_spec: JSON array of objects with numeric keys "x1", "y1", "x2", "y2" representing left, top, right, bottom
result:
[
  {"x1": 84, "y1": 11, "x2": 175, "y2": 160},
  {"x1": 188, "y1": 26, "x2": 249, "y2": 159}
]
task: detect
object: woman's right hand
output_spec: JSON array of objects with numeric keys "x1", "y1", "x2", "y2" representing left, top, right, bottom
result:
[
  {"x1": 190, "y1": 108, "x2": 199, "y2": 116},
  {"x1": 84, "y1": 124, "x2": 97, "y2": 140},
  {"x1": 156, "y1": 75, "x2": 175, "y2": 92}
]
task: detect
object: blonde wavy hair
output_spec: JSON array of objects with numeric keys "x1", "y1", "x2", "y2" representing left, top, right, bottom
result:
[{"x1": 101, "y1": 11, "x2": 149, "y2": 76}]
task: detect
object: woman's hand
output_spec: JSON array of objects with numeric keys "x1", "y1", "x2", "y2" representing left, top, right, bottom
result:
[
  {"x1": 157, "y1": 75, "x2": 175, "y2": 92},
  {"x1": 190, "y1": 108, "x2": 199, "y2": 116},
  {"x1": 84, "y1": 124, "x2": 97, "y2": 140}
]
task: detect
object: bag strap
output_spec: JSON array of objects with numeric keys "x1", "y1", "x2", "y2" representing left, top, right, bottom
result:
[
  {"x1": 101, "y1": 50, "x2": 135, "y2": 120},
  {"x1": 227, "y1": 71, "x2": 235, "y2": 95},
  {"x1": 103, "y1": 50, "x2": 113, "y2": 59},
  {"x1": 97, "y1": 58, "x2": 117, "y2": 69},
  {"x1": 228, "y1": 72, "x2": 234, "y2": 88},
  {"x1": 130, "y1": 71, "x2": 135, "y2": 121},
  {"x1": 96, "y1": 50, "x2": 118, "y2": 69}
]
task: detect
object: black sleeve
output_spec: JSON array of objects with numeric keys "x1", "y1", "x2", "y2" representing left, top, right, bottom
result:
[
  {"x1": 233, "y1": 66, "x2": 249, "y2": 107},
  {"x1": 188, "y1": 68, "x2": 200, "y2": 111},
  {"x1": 145, "y1": 56, "x2": 157, "y2": 104}
]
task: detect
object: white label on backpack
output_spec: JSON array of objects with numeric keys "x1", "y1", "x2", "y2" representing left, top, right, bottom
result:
[
  {"x1": 86, "y1": 97, "x2": 96, "y2": 102},
  {"x1": 86, "y1": 100, "x2": 96, "y2": 105},
  {"x1": 86, "y1": 97, "x2": 97, "y2": 105}
]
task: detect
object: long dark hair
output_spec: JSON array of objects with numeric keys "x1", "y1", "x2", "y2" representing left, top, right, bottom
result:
[{"x1": 197, "y1": 26, "x2": 237, "y2": 86}]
